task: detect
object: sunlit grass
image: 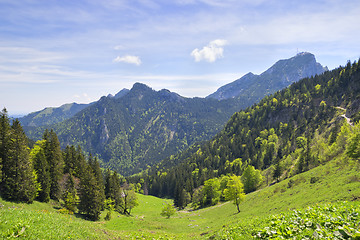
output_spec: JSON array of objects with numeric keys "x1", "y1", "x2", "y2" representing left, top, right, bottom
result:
[{"x1": 1, "y1": 158, "x2": 359, "y2": 239}]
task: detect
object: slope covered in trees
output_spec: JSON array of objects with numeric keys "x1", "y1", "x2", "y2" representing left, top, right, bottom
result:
[
  {"x1": 133, "y1": 59, "x2": 360, "y2": 208},
  {"x1": 25, "y1": 83, "x2": 242, "y2": 176},
  {"x1": 0, "y1": 112, "x2": 138, "y2": 221}
]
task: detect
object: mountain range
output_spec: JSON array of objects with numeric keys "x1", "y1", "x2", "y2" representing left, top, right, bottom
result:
[{"x1": 20, "y1": 52, "x2": 326, "y2": 176}]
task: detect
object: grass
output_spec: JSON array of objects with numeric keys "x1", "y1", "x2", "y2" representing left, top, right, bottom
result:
[
  {"x1": 101, "y1": 157, "x2": 360, "y2": 239},
  {"x1": 1, "y1": 157, "x2": 360, "y2": 239},
  {"x1": 0, "y1": 199, "x2": 119, "y2": 239}
]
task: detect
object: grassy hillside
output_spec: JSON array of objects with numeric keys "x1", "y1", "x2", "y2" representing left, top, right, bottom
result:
[
  {"x1": 3, "y1": 153, "x2": 358, "y2": 239},
  {"x1": 0, "y1": 199, "x2": 120, "y2": 239},
  {"x1": 107, "y1": 156, "x2": 360, "y2": 239}
]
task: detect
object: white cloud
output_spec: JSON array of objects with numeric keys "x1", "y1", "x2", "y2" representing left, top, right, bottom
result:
[
  {"x1": 191, "y1": 39, "x2": 228, "y2": 62},
  {"x1": 113, "y1": 55, "x2": 142, "y2": 66}
]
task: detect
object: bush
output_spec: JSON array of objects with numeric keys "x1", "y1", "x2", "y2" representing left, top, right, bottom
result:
[{"x1": 160, "y1": 202, "x2": 176, "y2": 219}]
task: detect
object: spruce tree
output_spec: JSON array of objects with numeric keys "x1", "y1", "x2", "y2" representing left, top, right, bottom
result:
[
  {"x1": 2, "y1": 119, "x2": 37, "y2": 202},
  {"x1": 88, "y1": 154, "x2": 105, "y2": 210},
  {"x1": 43, "y1": 129, "x2": 64, "y2": 200},
  {"x1": 0, "y1": 108, "x2": 10, "y2": 193},
  {"x1": 78, "y1": 164, "x2": 103, "y2": 220},
  {"x1": 105, "y1": 170, "x2": 122, "y2": 209},
  {"x1": 63, "y1": 172, "x2": 79, "y2": 213},
  {"x1": 63, "y1": 145, "x2": 86, "y2": 178},
  {"x1": 63, "y1": 145, "x2": 76, "y2": 175}
]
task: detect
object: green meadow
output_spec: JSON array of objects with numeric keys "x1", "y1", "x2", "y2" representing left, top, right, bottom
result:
[{"x1": 1, "y1": 155, "x2": 360, "y2": 239}]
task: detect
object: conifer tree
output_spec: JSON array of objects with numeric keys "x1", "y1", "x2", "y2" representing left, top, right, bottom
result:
[
  {"x1": 31, "y1": 140, "x2": 50, "y2": 202},
  {"x1": 0, "y1": 108, "x2": 10, "y2": 192},
  {"x1": 88, "y1": 154, "x2": 105, "y2": 210},
  {"x1": 1, "y1": 118, "x2": 37, "y2": 202},
  {"x1": 63, "y1": 145, "x2": 76, "y2": 175},
  {"x1": 43, "y1": 129, "x2": 64, "y2": 200},
  {"x1": 63, "y1": 172, "x2": 79, "y2": 213},
  {"x1": 105, "y1": 170, "x2": 122, "y2": 207},
  {"x1": 78, "y1": 164, "x2": 103, "y2": 220},
  {"x1": 64, "y1": 145, "x2": 86, "y2": 178},
  {"x1": 0, "y1": 157, "x2": 2, "y2": 181}
]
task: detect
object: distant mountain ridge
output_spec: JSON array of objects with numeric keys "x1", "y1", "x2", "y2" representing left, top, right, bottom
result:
[
  {"x1": 207, "y1": 52, "x2": 327, "y2": 100},
  {"x1": 19, "y1": 103, "x2": 91, "y2": 127},
  {"x1": 19, "y1": 88, "x2": 131, "y2": 127}
]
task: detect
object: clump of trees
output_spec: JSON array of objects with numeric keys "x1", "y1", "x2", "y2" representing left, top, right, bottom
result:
[
  {"x1": 0, "y1": 108, "x2": 138, "y2": 221},
  {"x1": 190, "y1": 174, "x2": 248, "y2": 212}
]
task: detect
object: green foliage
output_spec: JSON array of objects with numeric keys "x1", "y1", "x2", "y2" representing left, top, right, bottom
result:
[
  {"x1": 63, "y1": 145, "x2": 86, "y2": 178},
  {"x1": 254, "y1": 202, "x2": 360, "y2": 239},
  {"x1": 0, "y1": 115, "x2": 37, "y2": 203},
  {"x1": 272, "y1": 162, "x2": 282, "y2": 182},
  {"x1": 0, "y1": 197, "x2": 118, "y2": 239},
  {"x1": 203, "y1": 178, "x2": 221, "y2": 206},
  {"x1": 43, "y1": 129, "x2": 64, "y2": 200},
  {"x1": 346, "y1": 122, "x2": 360, "y2": 159},
  {"x1": 160, "y1": 202, "x2": 176, "y2": 218},
  {"x1": 78, "y1": 165, "x2": 103, "y2": 221},
  {"x1": 88, "y1": 154, "x2": 105, "y2": 210},
  {"x1": 63, "y1": 173, "x2": 79, "y2": 213},
  {"x1": 191, "y1": 186, "x2": 205, "y2": 209},
  {"x1": 241, "y1": 165, "x2": 263, "y2": 193},
  {"x1": 117, "y1": 184, "x2": 139, "y2": 215},
  {"x1": 104, "y1": 198, "x2": 115, "y2": 221},
  {"x1": 224, "y1": 175, "x2": 246, "y2": 212},
  {"x1": 31, "y1": 140, "x2": 51, "y2": 202}
]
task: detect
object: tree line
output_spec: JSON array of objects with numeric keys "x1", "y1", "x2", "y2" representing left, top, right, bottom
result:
[{"x1": 0, "y1": 109, "x2": 138, "y2": 221}]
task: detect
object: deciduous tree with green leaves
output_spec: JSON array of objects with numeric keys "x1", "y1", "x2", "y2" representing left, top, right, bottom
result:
[
  {"x1": 224, "y1": 175, "x2": 246, "y2": 213},
  {"x1": 346, "y1": 122, "x2": 360, "y2": 159},
  {"x1": 118, "y1": 184, "x2": 139, "y2": 215},
  {"x1": 31, "y1": 140, "x2": 51, "y2": 202},
  {"x1": 241, "y1": 165, "x2": 263, "y2": 193},
  {"x1": 160, "y1": 202, "x2": 176, "y2": 219}
]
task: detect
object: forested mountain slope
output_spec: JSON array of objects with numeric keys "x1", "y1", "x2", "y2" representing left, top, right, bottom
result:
[
  {"x1": 207, "y1": 52, "x2": 327, "y2": 101},
  {"x1": 25, "y1": 83, "x2": 241, "y2": 176},
  {"x1": 138, "y1": 59, "x2": 360, "y2": 205}
]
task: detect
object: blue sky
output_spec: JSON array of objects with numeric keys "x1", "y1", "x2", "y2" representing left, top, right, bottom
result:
[{"x1": 1, "y1": 0, "x2": 360, "y2": 115}]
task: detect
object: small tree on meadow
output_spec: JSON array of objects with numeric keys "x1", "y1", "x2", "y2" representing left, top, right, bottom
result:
[
  {"x1": 224, "y1": 175, "x2": 246, "y2": 213},
  {"x1": 118, "y1": 184, "x2": 139, "y2": 215},
  {"x1": 160, "y1": 202, "x2": 176, "y2": 218}
]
